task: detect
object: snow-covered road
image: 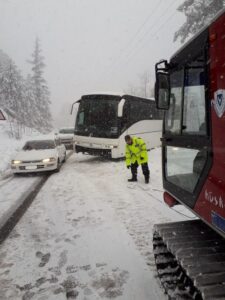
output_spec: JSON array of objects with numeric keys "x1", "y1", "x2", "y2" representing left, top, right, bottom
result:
[
  {"x1": 0, "y1": 175, "x2": 44, "y2": 229},
  {"x1": 0, "y1": 149, "x2": 195, "y2": 300}
]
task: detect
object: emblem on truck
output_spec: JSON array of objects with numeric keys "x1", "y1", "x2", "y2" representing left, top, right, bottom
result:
[{"x1": 212, "y1": 89, "x2": 225, "y2": 118}]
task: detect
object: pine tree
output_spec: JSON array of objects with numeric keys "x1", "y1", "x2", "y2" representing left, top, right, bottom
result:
[
  {"x1": 125, "y1": 71, "x2": 153, "y2": 98},
  {"x1": 24, "y1": 74, "x2": 38, "y2": 129},
  {"x1": 174, "y1": 0, "x2": 225, "y2": 43},
  {"x1": 0, "y1": 51, "x2": 26, "y2": 137},
  {"x1": 28, "y1": 38, "x2": 52, "y2": 132},
  {"x1": 0, "y1": 49, "x2": 44, "y2": 137},
  {"x1": 0, "y1": 50, "x2": 13, "y2": 109}
]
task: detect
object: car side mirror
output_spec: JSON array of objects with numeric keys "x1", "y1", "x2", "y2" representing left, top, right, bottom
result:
[{"x1": 155, "y1": 72, "x2": 170, "y2": 110}]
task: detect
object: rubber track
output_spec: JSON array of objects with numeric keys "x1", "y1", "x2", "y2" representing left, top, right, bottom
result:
[{"x1": 153, "y1": 220, "x2": 225, "y2": 300}]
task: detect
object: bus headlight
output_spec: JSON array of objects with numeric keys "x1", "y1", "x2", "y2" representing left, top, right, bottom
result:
[{"x1": 110, "y1": 145, "x2": 118, "y2": 149}]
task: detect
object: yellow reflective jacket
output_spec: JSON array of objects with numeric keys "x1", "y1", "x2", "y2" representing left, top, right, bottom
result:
[{"x1": 125, "y1": 136, "x2": 148, "y2": 166}]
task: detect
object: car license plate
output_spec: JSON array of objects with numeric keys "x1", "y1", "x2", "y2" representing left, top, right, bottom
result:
[{"x1": 25, "y1": 165, "x2": 37, "y2": 170}]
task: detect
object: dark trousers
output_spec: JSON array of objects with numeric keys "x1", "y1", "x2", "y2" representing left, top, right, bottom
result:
[{"x1": 131, "y1": 161, "x2": 150, "y2": 179}]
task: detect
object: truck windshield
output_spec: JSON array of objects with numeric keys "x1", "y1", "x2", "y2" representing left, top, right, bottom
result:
[{"x1": 75, "y1": 96, "x2": 120, "y2": 138}]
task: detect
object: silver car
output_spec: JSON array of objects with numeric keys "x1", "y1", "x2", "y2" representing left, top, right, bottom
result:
[{"x1": 57, "y1": 127, "x2": 74, "y2": 149}]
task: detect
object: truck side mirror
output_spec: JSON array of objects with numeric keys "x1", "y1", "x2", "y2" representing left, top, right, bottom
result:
[{"x1": 155, "y1": 72, "x2": 170, "y2": 110}]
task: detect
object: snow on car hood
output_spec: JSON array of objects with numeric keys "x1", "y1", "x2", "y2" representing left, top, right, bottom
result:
[{"x1": 14, "y1": 149, "x2": 58, "y2": 161}]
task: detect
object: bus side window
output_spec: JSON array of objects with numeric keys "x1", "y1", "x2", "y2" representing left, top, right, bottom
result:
[
  {"x1": 78, "y1": 111, "x2": 85, "y2": 125},
  {"x1": 121, "y1": 101, "x2": 129, "y2": 131},
  {"x1": 129, "y1": 101, "x2": 138, "y2": 124},
  {"x1": 131, "y1": 101, "x2": 152, "y2": 122}
]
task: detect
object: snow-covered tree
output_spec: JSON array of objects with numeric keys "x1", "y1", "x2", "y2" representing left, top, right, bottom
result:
[
  {"x1": 139, "y1": 72, "x2": 152, "y2": 98},
  {"x1": 0, "y1": 51, "x2": 27, "y2": 137},
  {"x1": 125, "y1": 71, "x2": 154, "y2": 98},
  {"x1": 174, "y1": 0, "x2": 225, "y2": 43},
  {"x1": 28, "y1": 38, "x2": 52, "y2": 132},
  {"x1": 0, "y1": 49, "x2": 43, "y2": 137},
  {"x1": 0, "y1": 50, "x2": 13, "y2": 109},
  {"x1": 23, "y1": 74, "x2": 38, "y2": 129}
]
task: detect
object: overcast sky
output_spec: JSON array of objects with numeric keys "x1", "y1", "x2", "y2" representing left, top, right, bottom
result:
[{"x1": 0, "y1": 0, "x2": 185, "y2": 124}]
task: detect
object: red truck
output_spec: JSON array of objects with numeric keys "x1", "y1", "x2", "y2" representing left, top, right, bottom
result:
[{"x1": 154, "y1": 8, "x2": 225, "y2": 300}]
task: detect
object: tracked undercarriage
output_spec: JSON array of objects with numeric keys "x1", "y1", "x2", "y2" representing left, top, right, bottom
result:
[{"x1": 153, "y1": 220, "x2": 225, "y2": 300}]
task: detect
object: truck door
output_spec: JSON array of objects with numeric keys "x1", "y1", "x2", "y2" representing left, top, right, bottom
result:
[{"x1": 161, "y1": 52, "x2": 212, "y2": 209}]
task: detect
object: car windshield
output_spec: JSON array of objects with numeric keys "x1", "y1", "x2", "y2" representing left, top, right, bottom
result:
[
  {"x1": 59, "y1": 128, "x2": 74, "y2": 134},
  {"x1": 23, "y1": 140, "x2": 55, "y2": 150}
]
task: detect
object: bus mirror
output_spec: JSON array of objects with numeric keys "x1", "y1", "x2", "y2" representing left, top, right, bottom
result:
[
  {"x1": 155, "y1": 72, "x2": 170, "y2": 110},
  {"x1": 118, "y1": 98, "x2": 126, "y2": 117},
  {"x1": 71, "y1": 99, "x2": 80, "y2": 115}
]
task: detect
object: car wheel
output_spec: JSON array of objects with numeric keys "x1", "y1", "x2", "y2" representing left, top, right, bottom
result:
[
  {"x1": 55, "y1": 159, "x2": 61, "y2": 172},
  {"x1": 14, "y1": 173, "x2": 20, "y2": 176}
]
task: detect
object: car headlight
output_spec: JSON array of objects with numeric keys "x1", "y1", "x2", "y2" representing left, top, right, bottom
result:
[
  {"x1": 42, "y1": 157, "x2": 56, "y2": 163},
  {"x1": 11, "y1": 160, "x2": 22, "y2": 164}
]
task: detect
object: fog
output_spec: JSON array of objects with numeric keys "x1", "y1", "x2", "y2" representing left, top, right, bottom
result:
[{"x1": 0, "y1": 0, "x2": 184, "y2": 127}]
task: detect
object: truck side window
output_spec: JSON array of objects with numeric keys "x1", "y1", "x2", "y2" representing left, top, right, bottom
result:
[
  {"x1": 183, "y1": 68, "x2": 206, "y2": 135},
  {"x1": 165, "y1": 69, "x2": 184, "y2": 134}
]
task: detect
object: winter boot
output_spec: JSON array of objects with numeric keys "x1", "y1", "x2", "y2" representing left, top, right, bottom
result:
[
  {"x1": 145, "y1": 176, "x2": 149, "y2": 184},
  {"x1": 128, "y1": 177, "x2": 137, "y2": 182}
]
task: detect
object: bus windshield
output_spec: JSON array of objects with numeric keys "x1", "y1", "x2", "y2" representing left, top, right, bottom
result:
[{"x1": 75, "y1": 96, "x2": 120, "y2": 138}]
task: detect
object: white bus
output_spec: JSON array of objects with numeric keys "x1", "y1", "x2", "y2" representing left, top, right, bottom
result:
[{"x1": 72, "y1": 93, "x2": 163, "y2": 159}]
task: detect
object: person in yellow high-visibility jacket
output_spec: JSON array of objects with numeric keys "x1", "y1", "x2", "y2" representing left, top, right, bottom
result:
[{"x1": 125, "y1": 135, "x2": 150, "y2": 183}]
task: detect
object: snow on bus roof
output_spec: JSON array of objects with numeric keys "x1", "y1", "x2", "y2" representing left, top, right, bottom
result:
[
  {"x1": 81, "y1": 92, "x2": 155, "y2": 101},
  {"x1": 82, "y1": 92, "x2": 124, "y2": 97}
]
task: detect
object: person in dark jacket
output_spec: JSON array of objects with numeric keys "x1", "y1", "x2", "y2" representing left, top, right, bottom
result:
[{"x1": 125, "y1": 135, "x2": 150, "y2": 183}]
